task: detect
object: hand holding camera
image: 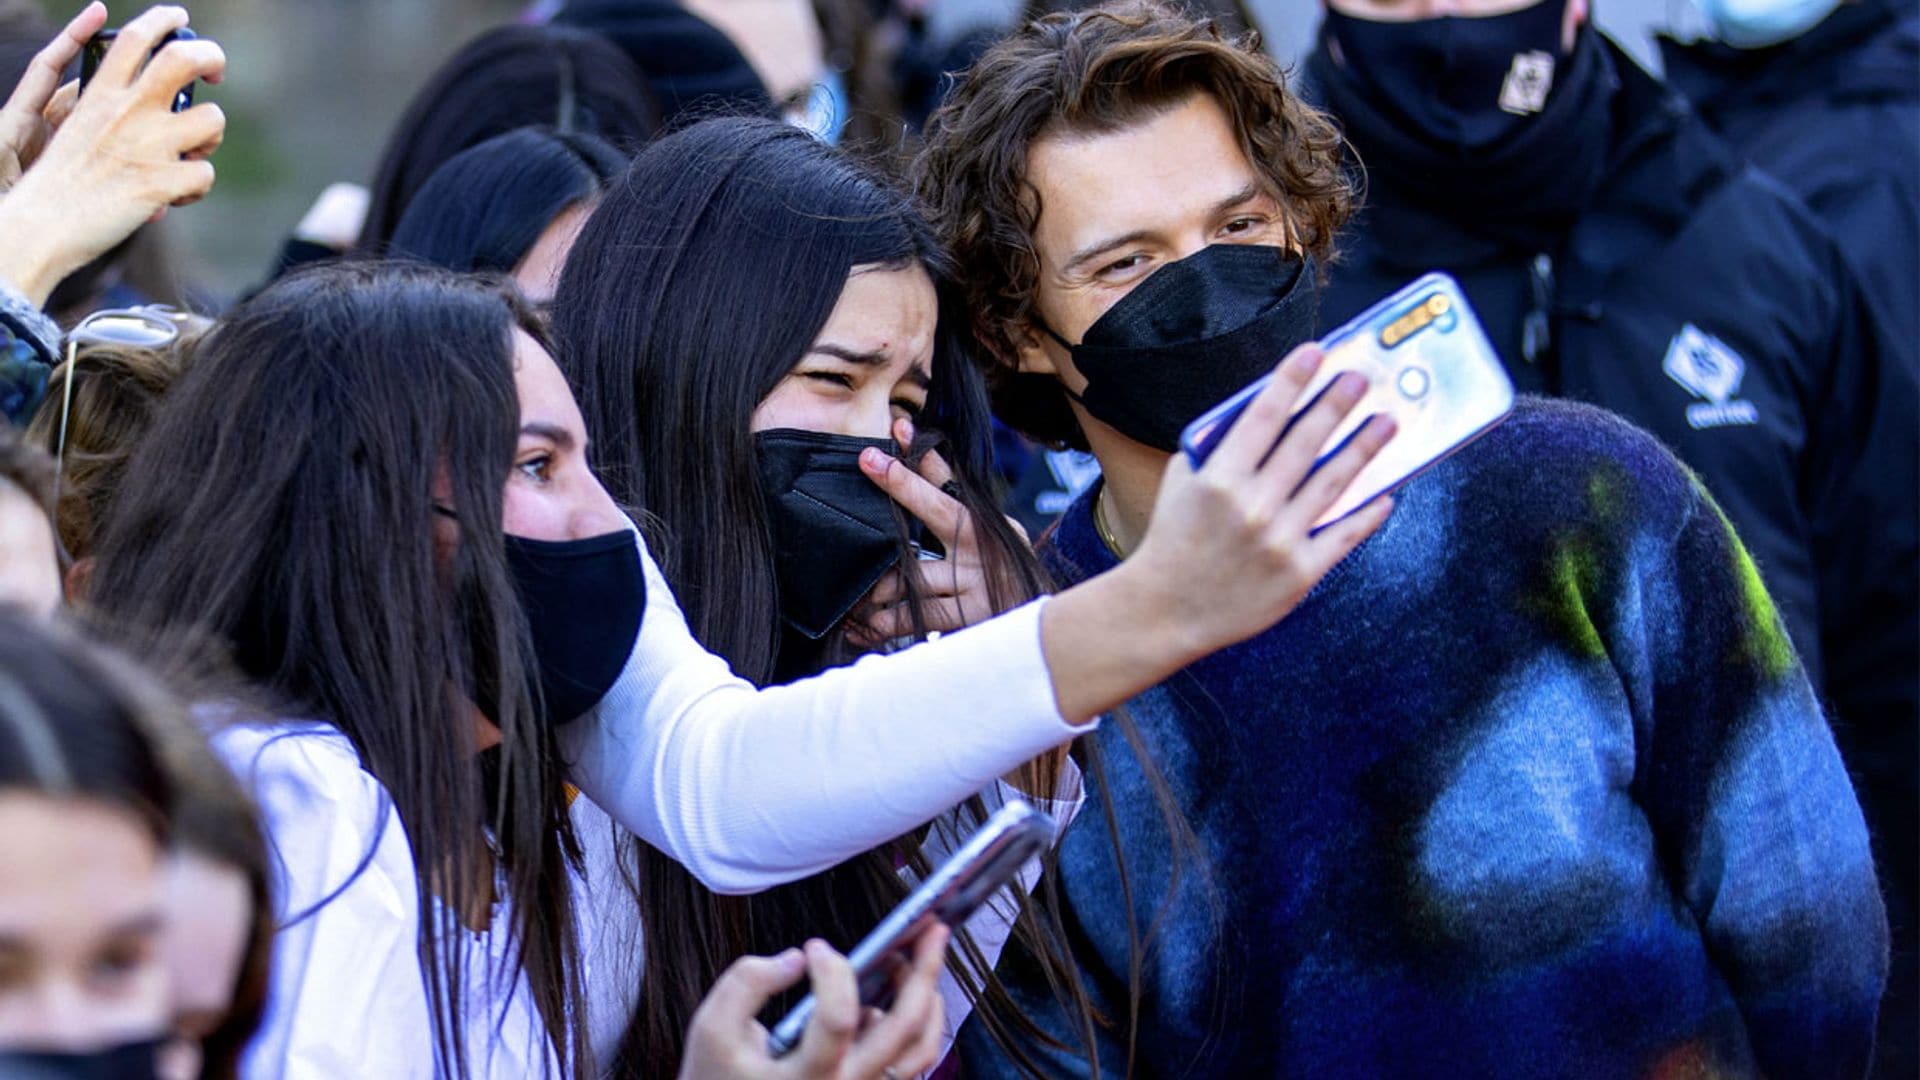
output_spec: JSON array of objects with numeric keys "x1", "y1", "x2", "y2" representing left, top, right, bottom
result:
[{"x1": 0, "y1": 3, "x2": 226, "y2": 307}]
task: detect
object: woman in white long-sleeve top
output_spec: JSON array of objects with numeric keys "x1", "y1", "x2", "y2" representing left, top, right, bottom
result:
[
  {"x1": 89, "y1": 261, "x2": 1391, "y2": 1076},
  {"x1": 550, "y1": 117, "x2": 1090, "y2": 1073}
]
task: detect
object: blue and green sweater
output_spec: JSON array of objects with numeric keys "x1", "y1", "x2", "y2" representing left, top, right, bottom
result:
[{"x1": 960, "y1": 397, "x2": 1888, "y2": 1078}]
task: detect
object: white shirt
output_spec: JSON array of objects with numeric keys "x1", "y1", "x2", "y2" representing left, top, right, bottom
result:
[
  {"x1": 219, "y1": 722, "x2": 1078, "y2": 1078},
  {"x1": 560, "y1": 530, "x2": 1093, "y2": 894},
  {"x1": 221, "y1": 530, "x2": 1092, "y2": 1076}
]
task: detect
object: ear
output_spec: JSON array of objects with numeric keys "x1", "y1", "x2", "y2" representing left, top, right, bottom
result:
[
  {"x1": 63, "y1": 556, "x2": 93, "y2": 604},
  {"x1": 1012, "y1": 321, "x2": 1063, "y2": 378}
]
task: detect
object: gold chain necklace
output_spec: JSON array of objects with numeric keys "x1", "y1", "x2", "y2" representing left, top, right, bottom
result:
[{"x1": 1093, "y1": 487, "x2": 1129, "y2": 560}]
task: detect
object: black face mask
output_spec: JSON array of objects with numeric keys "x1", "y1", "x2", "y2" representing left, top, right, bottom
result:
[
  {"x1": 753, "y1": 429, "x2": 910, "y2": 640},
  {"x1": 0, "y1": 1037, "x2": 164, "y2": 1079},
  {"x1": 1310, "y1": 15, "x2": 1617, "y2": 252},
  {"x1": 1323, "y1": 0, "x2": 1570, "y2": 151},
  {"x1": 1046, "y1": 244, "x2": 1318, "y2": 453},
  {"x1": 501, "y1": 530, "x2": 646, "y2": 726}
]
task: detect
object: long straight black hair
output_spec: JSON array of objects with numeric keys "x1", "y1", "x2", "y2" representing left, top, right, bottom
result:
[
  {"x1": 88, "y1": 262, "x2": 588, "y2": 1077},
  {"x1": 553, "y1": 116, "x2": 1143, "y2": 1076},
  {"x1": 357, "y1": 24, "x2": 658, "y2": 254},
  {"x1": 389, "y1": 127, "x2": 628, "y2": 278}
]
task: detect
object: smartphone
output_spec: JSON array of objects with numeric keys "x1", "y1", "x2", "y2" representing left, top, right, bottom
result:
[
  {"x1": 80, "y1": 27, "x2": 198, "y2": 113},
  {"x1": 1180, "y1": 272, "x2": 1514, "y2": 529},
  {"x1": 766, "y1": 799, "x2": 1058, "y2": 1057}
]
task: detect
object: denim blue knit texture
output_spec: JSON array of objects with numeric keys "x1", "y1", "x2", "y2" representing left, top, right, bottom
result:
[{"x1": 960, "y1": 396, "x2": 1888, "y2": 1078}]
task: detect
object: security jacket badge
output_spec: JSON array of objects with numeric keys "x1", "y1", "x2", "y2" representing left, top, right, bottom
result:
[
  {"x1": 1499, "y1": 51, "x2": 1555, "y2": 115},
  {"x1": 1663, "y1": 323, "x2": 1760, "y2": 430}
]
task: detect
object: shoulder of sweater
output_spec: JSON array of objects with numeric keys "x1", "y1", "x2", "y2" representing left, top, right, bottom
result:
[{"x1": 1448, "y1": 396, "x2": 1702, "y2": 537}]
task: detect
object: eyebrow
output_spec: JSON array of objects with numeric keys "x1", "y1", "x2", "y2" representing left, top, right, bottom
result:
[
  {"x1": 1061, "y1": 183, "x2": 1266, "y2": 274},
  {"x1": 0, "y1": 911, "x2": 166, "y2": 952},
  {"x1": 109, "y1": 912, "x2": 164, "y2": 938},
  {"x1": 809, "y1": 345, "x2": 933, "y2": 392},
  {"x1": 520, "y1": 422, "x2": 576, "y2": 452}
]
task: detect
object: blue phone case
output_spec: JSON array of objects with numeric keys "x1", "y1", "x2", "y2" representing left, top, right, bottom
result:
[{"x1": 1179, "y1": 273, "x2": 1515, "y2": 528}]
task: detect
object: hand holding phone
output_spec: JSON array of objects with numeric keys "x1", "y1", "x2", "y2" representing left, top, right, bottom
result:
[
  {"x1": 1181, "y1": 273, "x2": 1515, "y2": 529},
  {"x1": 766, "y1": 799, "x2": 1058, "y2": 1057},
  {"x1": 81, "y1": 26, "x2": 197, "y2": 113},
  {"x1": 677, "y1": 929, "x2": 950, "y2": 1080}
]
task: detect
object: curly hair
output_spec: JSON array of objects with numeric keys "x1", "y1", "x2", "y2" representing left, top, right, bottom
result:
[{"x1": 913, "y1": 0, "x2": 1355, "y2": 448}]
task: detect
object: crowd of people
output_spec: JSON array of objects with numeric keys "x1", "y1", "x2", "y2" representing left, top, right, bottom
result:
[{"x1": 0, "y1": 0, "x2": 1911, "y2": 1077}]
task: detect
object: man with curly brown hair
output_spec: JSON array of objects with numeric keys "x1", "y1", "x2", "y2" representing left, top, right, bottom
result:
[{"x1": 916, "y1": 3, "x2": 1887, "y2": 1075}]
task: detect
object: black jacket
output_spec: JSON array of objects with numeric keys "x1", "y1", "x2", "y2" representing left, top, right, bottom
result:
[
  {"x1": 1310, "y1": 35, "x2": 1917, "y2": 804},
  {"x1": 1661, "y1": 0, "x2": 1919, "y2": 375}
]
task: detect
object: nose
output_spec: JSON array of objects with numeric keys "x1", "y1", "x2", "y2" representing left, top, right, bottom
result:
[
  {"x1": 569, "y1": 472, "x2": 635, "y2": 540},
  {"x1": 18, "y1": 975, "x2": 104, "y2": 1049},
  {"x1": 853, "y1": 395, "x2": 896, "y2": 444}
]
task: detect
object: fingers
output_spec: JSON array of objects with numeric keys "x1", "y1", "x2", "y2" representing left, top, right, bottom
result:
[
  {"x1": 1280, "y1": 413, "x2": 1397, "y2": 532},
  {"x1": 700, "y1": 949, "x2": 807, "y2": 1027},
  {"x1": 95, "y1": 5, "x2": 191, "y2": 89},
  {"x1": 160, "y1": 157, "x2": 214, "y2": 207},
  {"x1": 43, "y1": 81, "x2": 79, "y2": 130},
  {"x1": 1303, "y1": 495, "x2": 1395, "y2": 573},
  {"x1": 891, "y1": 418, "x2": 955, "y2": 492},
  {"x1": 842, "y1": 926, "x2": 950, "y2": 1079},
  {"x1": 853, "y1": 595, "x2": 968, "y2": 642},
  {"x1": 859, "y1": 447, "x2": 964, "y2": 547},
  {"x1": 5, "y1": 2, "x2": 105, "y2": 116},
  {"x1": 137, "y1": 37, "x2": 225, "y2": 106},
  {"x1": 169, "y1": 100, "x2": 224, "y2": 160},
  {"x1": 863, "y1": 570, "x2": 906, "y2": 610},
  {"x1": 790, "y1": 940, "x2": 860, "y2": 1072},
  {"x1": 1254, "y1": 372, "x2": 1371, "y2": 509},
  {"x1": 1203, "y1": 344, "x2": 1324, "y2": 475}
]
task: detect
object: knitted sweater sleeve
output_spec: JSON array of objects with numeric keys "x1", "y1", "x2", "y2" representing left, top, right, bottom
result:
[{"x1": 1629, "y1": 473, "x2": 1888, "y2": 1078}]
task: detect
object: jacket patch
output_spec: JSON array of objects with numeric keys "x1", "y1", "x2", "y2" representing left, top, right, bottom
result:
[
  {"x1": 1663, "y1": 324, "x2": 1760, "y2": 429},
  {"x1": 1499, "y1": 51, "x2": 1556, "y2": 115}
]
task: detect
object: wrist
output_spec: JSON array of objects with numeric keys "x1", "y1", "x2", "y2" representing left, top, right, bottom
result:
[
  {"x1": 1093, "y1": 556, "x2": 1212, "y2": 669},
  {"x1": 0, "y1": 179, "x2": 77, "y2": 308}
]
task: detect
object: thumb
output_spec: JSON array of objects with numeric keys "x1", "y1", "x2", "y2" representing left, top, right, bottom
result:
[{"x1": 700, "y1": 949, "x2": 807, "y2": 1027}]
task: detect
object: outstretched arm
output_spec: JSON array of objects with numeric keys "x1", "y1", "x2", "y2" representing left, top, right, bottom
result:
[{"x1": 566, "y1": 346, "x2": 1398, "y2": 893}]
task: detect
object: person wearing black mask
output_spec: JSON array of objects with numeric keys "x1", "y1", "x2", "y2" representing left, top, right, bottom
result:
[
  {"x1": 918, "y1": 3, "x2": 1886, "y2": 1075},
  {"x1": 1307, "y1": 3, "x2": 1917, "y2": 1063},
  {"x1": 1660, "y1": 0, "x2": 1920, "y2": 1062},
  {"x1": 1659, "y1": 0, "x2": 1917, "y2": 375},
  {"x1": 0, "y1": 612, "x2": 191, "y2": 1080}
]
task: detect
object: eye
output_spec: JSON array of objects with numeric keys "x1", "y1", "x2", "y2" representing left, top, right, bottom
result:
[
  {"x1": 1218, "y1": 216, "x2": 1264, "y2": 237},
  {"x1": 1096, "y1": 254, "x2": 1150, "y2": 281},
  {"x1": 802, "y1": 371, "x2": 856, "y2": 392},
  {"x1": 89, "y1": 941, "x2": 151, "y2": 993},
  {"x1": 890, "y1": 396, "x2": 925, "y2": 421},
  {"x1": 516, "y1": 454, "x2": 553, "y2": 483}
]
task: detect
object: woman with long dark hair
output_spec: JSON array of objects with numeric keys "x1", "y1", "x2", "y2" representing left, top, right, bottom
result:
[
  {"x1": 86, "y1": 263, "x2": 956, "y2": 1076},
  {"x1": 355, "y1": 24, "x2": 658, "y2": 255},
  {"x1": 85, "y1": 249, "x2": 1388, "y2": 1073},
  {"x1": 553, "y1": 117, "x2": 1070, "y2": 1072},
  {"x1": 550, "y1": 116, "x2": 1392, "y2": 1076},
  {"x1": 388, "y1": 127, "x2": 627, "y2": 305}
]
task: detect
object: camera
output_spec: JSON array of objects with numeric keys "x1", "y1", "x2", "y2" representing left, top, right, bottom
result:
[{"x1": 79, "y1": 27, "x2": 198, "y2": 113}]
